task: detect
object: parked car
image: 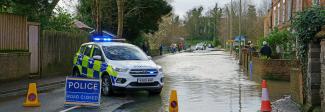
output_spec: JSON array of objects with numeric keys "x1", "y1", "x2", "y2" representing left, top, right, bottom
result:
[{"x1": 196, "y1": 43, "x2": 204, "y2": 50}]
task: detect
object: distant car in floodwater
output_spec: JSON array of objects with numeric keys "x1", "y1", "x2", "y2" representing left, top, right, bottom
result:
[{"x1": 195, "y1": 43, "x2": 204, "y2": 50}]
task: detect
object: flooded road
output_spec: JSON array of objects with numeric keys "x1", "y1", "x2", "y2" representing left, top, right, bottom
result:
[
  {"x1": 0, "y1": 50, "x2": 292, "y2": 112},
  {"x1": 115, "y1": 50, "x2": 263, "y2": 112}
]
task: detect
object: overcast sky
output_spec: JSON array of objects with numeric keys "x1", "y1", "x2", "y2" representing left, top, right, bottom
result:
[
  {"x1": 170, "y1": 0, "x2": 263, "y2": 19},
  {"x1": 170, "y1": 0, "x2": 227, "y2": 18},
  {"x1": 58, "y1": 0, "x2": 264, "y2": 18}
]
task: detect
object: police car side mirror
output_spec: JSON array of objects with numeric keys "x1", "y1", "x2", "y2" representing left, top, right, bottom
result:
[
  {"x1": 147, "y1": 56, "x2": 152, "y2": 60},
  {"x1": 93, "y1": 55, "x2": 102, "y2": 60}
]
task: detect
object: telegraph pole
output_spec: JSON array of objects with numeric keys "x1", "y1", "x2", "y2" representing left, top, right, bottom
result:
[
  {"x1": 229, "y1": 0, "x2": 233, "y2": 54},
  {"x1": 95, "y1": 0, "x2": 102, "y2": 35},
  {"x1": 238, "y1": 0, "x2": 242, "y2": 65}
]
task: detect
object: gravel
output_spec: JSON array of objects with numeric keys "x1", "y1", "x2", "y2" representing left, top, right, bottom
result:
[{"x1": 271, "y1": 95, "x2": 301, "y2": 112}]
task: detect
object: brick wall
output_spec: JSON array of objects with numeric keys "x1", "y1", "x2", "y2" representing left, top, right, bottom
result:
[
  {"x1": 240, "y1": 49, "x2": 292, "y2": 81},
  {"x1": 0, "y1": 52, "x2": 30, "y2": 81},
  {"x1": 252, "y1": 56, "x2": 292, "y2": 81},
  {"x1": 290, "y1": 61, "x2": 304, "y2": 105},
  {"x1": 305, "y1": 42, "x2": 321, "y2": 110},
  {"x1": 322, "y1": 0, "x2": 325, "y2": 6},
  {"x1": 320, "y1": 39, "x2": 325, "y2": 111}
]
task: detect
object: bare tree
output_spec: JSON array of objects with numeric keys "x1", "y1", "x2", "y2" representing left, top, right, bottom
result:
[{"x1": 117, "y1": 0, "x2": 125, "y2": 38}]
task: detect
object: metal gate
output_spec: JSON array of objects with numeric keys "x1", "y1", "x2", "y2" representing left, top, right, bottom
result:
[{"x1": 28, "y1": 23, "x2": 40, "y2": 74}]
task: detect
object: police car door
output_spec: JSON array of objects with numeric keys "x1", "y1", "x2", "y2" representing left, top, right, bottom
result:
[
  {"x1": 82, "y1": 44, "x2": 93, "y2": 77},
  {"x1": 92, "y1": 45, "x2": 103, "y2": 79}
]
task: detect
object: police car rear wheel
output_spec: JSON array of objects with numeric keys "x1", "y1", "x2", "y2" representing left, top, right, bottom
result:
[
  {"x1": 72, "y1": 69, "x2": 80, "y2": 77},
  {"x1": 102, "y1": 75, "x2": 113, "y2": 96}
]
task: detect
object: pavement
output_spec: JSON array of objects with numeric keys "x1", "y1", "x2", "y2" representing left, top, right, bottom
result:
[
  {"x1": 0, "y1": 75, "x2": 66, "y2": 98},
  {"x1": 271, "y1": 96, "x2": 301, "y2": 112}
]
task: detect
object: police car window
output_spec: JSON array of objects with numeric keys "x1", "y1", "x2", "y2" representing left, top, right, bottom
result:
[
  {"x1": 102, "y1": 46, "x2": 148, "y2": 60},
  {"x1": 93, "y1": 46, "x2": 102, "y2": 57},
  {"x1": 84, "y1": 44, "x2": 93, "y2": 57},
  {"x1": 79, "y1": 46, "x2": 86, "y2": 54}
]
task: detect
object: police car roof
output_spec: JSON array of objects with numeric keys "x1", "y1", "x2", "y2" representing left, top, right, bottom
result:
[{"x1": 83, "y1": 42, "x2": 135, "y2": 47}]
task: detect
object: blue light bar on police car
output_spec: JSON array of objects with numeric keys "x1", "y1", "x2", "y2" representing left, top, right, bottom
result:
[{"x1": 91, "y1": 35, "x2": 112, "y2": 42}]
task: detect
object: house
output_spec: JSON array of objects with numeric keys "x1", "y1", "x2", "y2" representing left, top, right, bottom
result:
[{"x1": 264, "y1": 0, "x2": 325, "y2": 36}]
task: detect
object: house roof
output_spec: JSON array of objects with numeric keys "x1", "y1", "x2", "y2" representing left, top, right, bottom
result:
[{"x1": 73, "y1": 20, "x2": 92, "y2": 30}]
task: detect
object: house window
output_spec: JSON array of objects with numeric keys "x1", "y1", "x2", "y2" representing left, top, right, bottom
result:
[
  {"x1": 282, "y1": 0, "x2": 286, "y2": 23},
  {"x1": 278, "y1": 4, "x2": 280, "y2": 25},
  {"x1": 296, "y1": 0, "x2": 302, "y2": 11},
  {"x1": 313, "y1": 0, "x2": 320, "y2": 5},
  {"x1": 287, "y1": 0, "x2": 292, "y2": 21},
  {"x1": 273, "y1": 7, "x2": 277, "y2": 26}
]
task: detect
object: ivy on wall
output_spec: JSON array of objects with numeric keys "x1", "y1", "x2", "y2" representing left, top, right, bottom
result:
[
  {"x1": 293, "y1": 6, "x2": 325, "y2": 64},
  {"x1": 292, "y1": 6, "x2": 325, "y2": 103}
]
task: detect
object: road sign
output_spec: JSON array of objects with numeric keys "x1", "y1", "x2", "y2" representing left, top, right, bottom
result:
[
  {"x1": 65, "y1": 77, "x2": 101, "y2": 106},
  {"x1": 169, "y1": 90, "x2": 178, "y2": 112},
  {"x1": 23, "y1": 83, "x2": 40, "y2": 107}
]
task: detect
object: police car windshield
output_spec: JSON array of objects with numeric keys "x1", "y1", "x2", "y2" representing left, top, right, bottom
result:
[{"x1": 102, "y1": 46, "x2": 148, "y2": 60}]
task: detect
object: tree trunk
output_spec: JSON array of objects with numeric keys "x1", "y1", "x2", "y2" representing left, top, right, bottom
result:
[{"x1": 117, "y1": 0, "x2": 125, "y2": 38}]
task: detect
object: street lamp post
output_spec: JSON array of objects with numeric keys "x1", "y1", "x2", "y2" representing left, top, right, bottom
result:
[{"x1": 238, "y1": 0, "x2": 242, "y2": 65}]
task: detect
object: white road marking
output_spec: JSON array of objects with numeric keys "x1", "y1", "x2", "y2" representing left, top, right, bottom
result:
[{"x1": 59, "y1": 105, "x2": 82, "y2": 112}]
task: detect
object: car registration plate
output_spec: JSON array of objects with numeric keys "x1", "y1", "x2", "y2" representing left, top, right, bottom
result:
[{"x1": 137, "y1": 78, "x2": 154, "y2": 83}]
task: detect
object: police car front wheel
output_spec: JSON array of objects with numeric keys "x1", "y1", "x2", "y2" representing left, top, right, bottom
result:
[
  {"x1": 102, "y1": 75, "x2": 113, "y2": 96},
  {"x1": 148, "y1": 88, "x2": 162, "y2": 95},
  {"x1": 72, "y1": 68, "x2": 80, "y2": 77}
]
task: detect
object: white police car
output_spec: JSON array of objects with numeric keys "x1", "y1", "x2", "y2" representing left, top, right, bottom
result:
[{"x1": 72, "y1": 41, "x2": 163, "y2": 96}]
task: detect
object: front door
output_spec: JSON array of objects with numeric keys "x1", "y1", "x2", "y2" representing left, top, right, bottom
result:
[{"x1": 28, "y1": 24, "x2": 39, "y2": 74}]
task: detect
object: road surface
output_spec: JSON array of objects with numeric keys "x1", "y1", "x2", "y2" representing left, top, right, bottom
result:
[{"x1": 0, "y1": 50, "x2": 264, "y2": 112}]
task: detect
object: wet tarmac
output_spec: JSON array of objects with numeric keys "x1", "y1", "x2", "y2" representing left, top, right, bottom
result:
[
  {"x1": 0, "y1": 50, "x2": 293, "y2": 112},
  {"x1": 115, "y1": 50, "x2": 264, "y2": 112}
]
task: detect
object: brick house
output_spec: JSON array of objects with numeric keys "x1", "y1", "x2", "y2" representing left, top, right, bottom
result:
[
  {"x1": 264, "y1": 0, "x2": 325, "y2": 36},
  {"x1": 263, "y1": 0, "x2": 325, "y2": 111}
]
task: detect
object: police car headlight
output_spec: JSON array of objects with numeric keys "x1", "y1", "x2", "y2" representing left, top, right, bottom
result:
[{"x1": 113, "y1": 67, "x2": 129, "y2": 72}]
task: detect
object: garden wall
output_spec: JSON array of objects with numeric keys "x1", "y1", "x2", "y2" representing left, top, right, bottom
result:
[
  {"x1": 0, "y1": 52, "x2": 30, "y2": 81},
  {"x1": 40, "y1": 30, "x2": 88, "y2": 76},
  {"x1": 252, "y1": 57, "x2": 292, "y2": 81}
]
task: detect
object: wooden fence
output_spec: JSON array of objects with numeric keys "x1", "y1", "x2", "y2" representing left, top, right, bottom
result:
[
  {"x1": 40, "y1": 30, "x2": 89, "y2": 76},
  {"x1": 0, "y1": 13, "x2": 28, "y2": 51}
]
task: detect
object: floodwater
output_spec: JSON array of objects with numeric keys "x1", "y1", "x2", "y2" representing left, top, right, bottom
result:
[
  {"x1": 0, "y1": 50, "x2": 291, "y2": 112},
  {"x1": 115, "y1": 50, "x2": 291, "y2": 112}
]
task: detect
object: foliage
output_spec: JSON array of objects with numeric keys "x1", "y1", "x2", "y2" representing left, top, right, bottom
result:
[
  {"x1": 0, "y1": 0, "x2": 60, "y2": 29},
  {"x1": 43, "y1": 7, "x2": 78, "y2": 32},
  {"x1": 292, "y1": 6, "x2": 325, "y2": 99},
  {"x1": 256, "y1": 28, "x2": 293, "y2": 57},
  {"x1": 260, "y1": 55, "x2": 271, "y2": 60},
  {"x1": 130, "y1": 34, "x2": 145, "y2": 47},
  {"x1": 213, "y1": 37, "x2": 221, "y2": 46},
  {"x1": 0, "y1": 0, "x2": 14, "y2": 13},
  {"x1": 292, "y1": 6, "x2": 325, "y2": 72},
  {"x1": 257, "y1": 37, "x2": 267, "y2": 49},
  {"x1": 266, "y1": 28, "x2": 293, "y2": 50},
  {"x1": 76, "y1": 0, "x2": 96, "y2": 29},
  {"x1": 76, "y1": 0, "x2": 172, "y2": 42},
  {"x1": 184, "y1": 4, "x2": 222, "y2": 41},
  {"x1": 220, "y1": 0, "x2": 264, "y2": 46},
  {"x1": 146, "y1": 15, "x2": 187, "y2": 49}
]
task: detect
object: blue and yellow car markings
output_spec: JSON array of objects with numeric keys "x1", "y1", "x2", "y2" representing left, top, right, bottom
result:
[{"x1": 73, "y1": 52, "x2": 118, "y2": 83}]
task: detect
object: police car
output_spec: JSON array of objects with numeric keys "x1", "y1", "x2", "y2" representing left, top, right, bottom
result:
[{"x1": 72, "y1": 38, "x2": 163, "y2": 96}]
